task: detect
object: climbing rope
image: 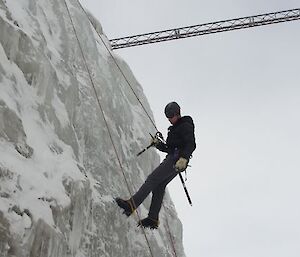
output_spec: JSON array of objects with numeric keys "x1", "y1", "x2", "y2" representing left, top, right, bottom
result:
[
  {"x1": 74, "y1": 1, "x2": 180, "y2": 256},
  {"x1": 76, "y1": 1, "x2": 159, "y2": 133},
  {"x1": 62, "y1": 1, "x2": 155, "y2": 257},
  {"x1": 163, "y1": 203, "x2": 178, "y2": 257}
]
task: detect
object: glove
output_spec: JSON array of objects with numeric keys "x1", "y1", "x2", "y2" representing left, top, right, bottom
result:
[
  {"x1": 175, "y1": 157, "x2": 188, "y2": 172},
  {"x1": 150, "y1": 137, "x2": 160, "y2": 147}
]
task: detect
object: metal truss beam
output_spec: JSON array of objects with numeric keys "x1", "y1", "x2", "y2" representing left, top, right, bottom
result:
[{"x1": 110, "y1": 8, "x2": 300, "y2": 50}]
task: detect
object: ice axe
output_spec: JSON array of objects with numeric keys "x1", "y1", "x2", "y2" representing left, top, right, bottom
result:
[
  {"x1": 137, "y1": 132, "x2": 164, "y2": 156},
  {"x1": 178, "y1": 171, "x2": 193, "y2": 206}
]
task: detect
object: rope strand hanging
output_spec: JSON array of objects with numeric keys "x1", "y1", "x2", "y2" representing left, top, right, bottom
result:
[
  {"x1": 76, "y1": 1, "x2": 159, "y2": 133},
  {"x1": 62, "y1": 0, "x2": 155, "y2": 256},
  {"x1": 74, "y1": 1, "x2": 180, "y2": 256}
]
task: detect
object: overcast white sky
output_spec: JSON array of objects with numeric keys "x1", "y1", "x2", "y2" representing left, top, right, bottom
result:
[{"x1": 81, "y1": 1, "x2": 300, "y2": 256}]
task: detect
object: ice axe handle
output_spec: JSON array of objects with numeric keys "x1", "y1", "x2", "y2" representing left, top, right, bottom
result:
[
  {"x1": 137, "y1": 143, "x2": 153, "y2": 156},
  {"x1": 179, "y1": 172, "x2": 193, "y2": 206}
]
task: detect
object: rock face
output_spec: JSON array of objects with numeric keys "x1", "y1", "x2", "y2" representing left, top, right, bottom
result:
[{"x1": 0, "y1": 0, "x2": 185, "y2": 256}]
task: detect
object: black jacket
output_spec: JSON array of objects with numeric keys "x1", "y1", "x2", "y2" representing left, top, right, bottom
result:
[{"x1": 156, "y1": 116, "x2": 196, "y2": 159}]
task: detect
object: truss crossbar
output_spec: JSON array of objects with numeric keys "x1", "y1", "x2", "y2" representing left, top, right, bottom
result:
[{"x1": 110, "y1": 8, "x2": 300, "y2": 49}]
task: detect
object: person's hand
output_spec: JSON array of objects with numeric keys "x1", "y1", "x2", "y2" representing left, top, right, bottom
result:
[
  {"x1": 150, "y1": 137, "x2": 160, "y2": 147},
  {"x1": 175, "y1": 157, "x2": 188, "y2": 172}
]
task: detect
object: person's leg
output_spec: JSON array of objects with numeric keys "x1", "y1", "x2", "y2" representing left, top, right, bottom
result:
[
  {"x1": 148, "y1": 170, "x2": 178, "y2": 220},
  {"x1": 131, "y1": 155, "x2": 176, "y2": 208},
  {"x1": 148, "y1": 185, "x2": 165, "y2": 220}
]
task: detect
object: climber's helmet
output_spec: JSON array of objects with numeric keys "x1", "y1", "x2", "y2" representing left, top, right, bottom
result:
[{"x1": 164, "y1": 102, "x2": 181, "y2": 118}]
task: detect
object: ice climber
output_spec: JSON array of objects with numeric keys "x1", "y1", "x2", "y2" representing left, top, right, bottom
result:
[{"x1": 116, "y1": 102, "x2": 196, "y2": 229}]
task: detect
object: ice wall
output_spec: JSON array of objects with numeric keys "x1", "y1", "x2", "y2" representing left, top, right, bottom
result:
[{"x1": 0, "y1": 0, "x2": 185, "y2": 256}]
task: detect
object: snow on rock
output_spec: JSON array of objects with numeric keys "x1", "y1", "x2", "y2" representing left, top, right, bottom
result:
[{"x1": 0, "y1": 0, "x2": 185, "y2": 256}]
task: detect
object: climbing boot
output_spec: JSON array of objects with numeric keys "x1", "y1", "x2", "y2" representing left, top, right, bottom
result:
[
  {"x1": 138, "y1": 217, "x2": 159, "y2": 229},
  {"x1": 115, "y1": 198, "x2": 135, "y2": 217}
]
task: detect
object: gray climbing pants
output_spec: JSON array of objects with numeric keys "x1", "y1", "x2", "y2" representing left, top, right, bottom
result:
[{"x1": 131, "y1": 154, "x2": 179, "y2": 220}]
